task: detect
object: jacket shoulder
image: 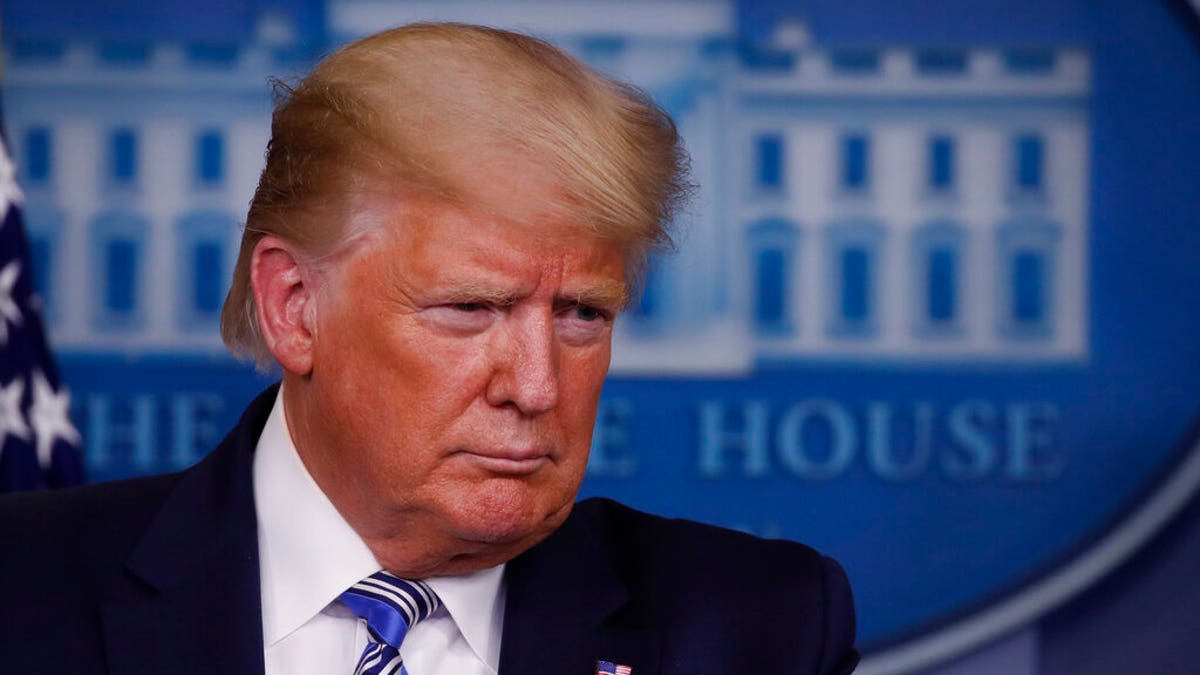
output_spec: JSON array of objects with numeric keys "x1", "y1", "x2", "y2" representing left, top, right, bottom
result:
[
  {"x1": 574, "y1": 497, "x2": 828, "y2": 588},
  {"x1": 571, "y1": 497, "x2": 859, "y2": 674},
  {"x1": 0, "y1": 384, "x2": 274, "y2": 593},
  {"x1": 0, "y1": 473, "x2": 181, "y2": 583}
]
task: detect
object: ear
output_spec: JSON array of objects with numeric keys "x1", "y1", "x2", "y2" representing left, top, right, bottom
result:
[{"x1": 250, "y1": 235, "x2": 317, "y2": 376}]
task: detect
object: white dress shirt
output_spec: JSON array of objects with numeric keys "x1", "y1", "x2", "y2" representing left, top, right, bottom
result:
[{"x1": 253, "y1": 389, "x2": 506, "y2": 675}]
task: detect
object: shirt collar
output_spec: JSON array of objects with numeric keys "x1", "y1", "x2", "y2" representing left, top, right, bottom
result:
[
  {"x1": 252, "y1": 386, "x2": 507, "y2": 668},
  {"x1": 427, "y1": 564, "x2": 507, "y2": 670}
]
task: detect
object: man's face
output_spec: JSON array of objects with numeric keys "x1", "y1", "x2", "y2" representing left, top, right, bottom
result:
[{"x1": 290, "y1": 171, "x2": 626, "y2": 575}]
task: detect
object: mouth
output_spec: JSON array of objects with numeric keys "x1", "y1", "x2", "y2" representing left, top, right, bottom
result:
[{"x1": 456, "y1": 448, "x2": 552, "y2": 476}]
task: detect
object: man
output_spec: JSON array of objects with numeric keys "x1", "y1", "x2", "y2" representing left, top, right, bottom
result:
[{"x1": 0, "y1": 23, "x2": 858, "y2": 675}]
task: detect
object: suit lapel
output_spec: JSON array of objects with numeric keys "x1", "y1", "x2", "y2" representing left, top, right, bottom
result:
[
  {"x1": 101, "y1": 386, "x2": 277, "y2": 675},
  {"x1": 500, "y1": 504, "x2": 660, "y2": 675}
]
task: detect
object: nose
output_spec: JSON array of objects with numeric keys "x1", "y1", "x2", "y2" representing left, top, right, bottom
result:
[{"x1": 485, "y1": 309, "x2": 559, "y2": 415}]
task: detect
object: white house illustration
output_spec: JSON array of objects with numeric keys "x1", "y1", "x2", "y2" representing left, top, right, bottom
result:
[{"x1": 3, "y1": 0, "x2": 1090, "y2": 375}]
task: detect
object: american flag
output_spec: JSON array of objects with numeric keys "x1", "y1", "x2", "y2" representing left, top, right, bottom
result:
[
  {"x1": 0, "y1": 111, "x2": 84, "y2": 492},
  {"x1": 596, "y1": 660, "x2": 633, "y2": 675}
]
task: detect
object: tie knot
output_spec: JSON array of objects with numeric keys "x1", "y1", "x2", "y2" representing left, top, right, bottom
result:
[{"x1": 339, "y1": 572, "x2": 440, "y2": 648}]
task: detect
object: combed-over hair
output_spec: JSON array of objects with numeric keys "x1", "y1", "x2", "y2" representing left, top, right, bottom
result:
[{"x1": 221, "y1": 22, "x2": 690, "y2": 366}]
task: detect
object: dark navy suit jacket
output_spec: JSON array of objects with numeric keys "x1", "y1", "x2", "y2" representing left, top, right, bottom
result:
[{"x1": 0, "y1": 386, "x2": 858, "y2": 674}]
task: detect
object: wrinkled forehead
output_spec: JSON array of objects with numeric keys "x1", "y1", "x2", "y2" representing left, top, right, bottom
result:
[{"x1": 335, "y1": 162, "x2": 629, "y2": 310}]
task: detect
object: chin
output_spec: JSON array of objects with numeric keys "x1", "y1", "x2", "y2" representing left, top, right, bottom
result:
[{"x1": 449, "y1": 482, "x2": 572, "y2": 548}]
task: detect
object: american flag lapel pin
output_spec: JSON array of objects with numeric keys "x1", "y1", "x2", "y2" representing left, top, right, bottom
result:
[{"x1": 596, "y1": 660, "x2": 632, "y2": 675}]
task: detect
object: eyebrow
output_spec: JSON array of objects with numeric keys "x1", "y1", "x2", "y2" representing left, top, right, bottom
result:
[
  {"x1": 440, "y1": 283, "x2": 519, "y2": 306},
  {"x1": 440, "y1": 279, "x2": 629, "y2": 309},
  {"x1": 567, "y1": 281, "x2": 629, "y2": 310}
]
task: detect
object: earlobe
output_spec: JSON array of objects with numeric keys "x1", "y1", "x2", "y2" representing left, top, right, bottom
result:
[{"x1": 250, "y1": 235, "x2": 316, "y2": 376}]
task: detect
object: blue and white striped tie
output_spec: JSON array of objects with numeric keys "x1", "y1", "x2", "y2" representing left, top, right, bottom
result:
[{"x1": 340, "y1": 571, "x2": 440, "y2": 675}]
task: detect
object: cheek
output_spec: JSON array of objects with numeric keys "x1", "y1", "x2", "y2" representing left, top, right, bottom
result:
[
  {"x1": 559, "y1": 352, "x2": 611, "y2": 434},
  {"x1": 332, "y1": 333, "x2": 492, "y2": 448}
]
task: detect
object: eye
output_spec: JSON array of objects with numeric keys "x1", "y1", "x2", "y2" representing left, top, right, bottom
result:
[
  {"x1": 573, "y1": 305, "x2": 605, "y2": 322},
  {"x1": 422, "y1": 301, "x2": 496, "y2": 334},
  {"x1": 555, "y1": 302, "x2": 615, "y2": 346}
]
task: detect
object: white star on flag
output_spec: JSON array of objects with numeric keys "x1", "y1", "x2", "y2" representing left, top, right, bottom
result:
[
  {"x1": 0, "y1": 377, "x2": 31, "y2": 450},
  {"x1": 30, "y1": 370, "x2": 81, "y2": 470},
  {"x1": 0, "y1": 108, "x2": 85, "y2": 491},
  {"x1": 0, "y1": 139, "x2": 25, "y2": 222},
  {"x1": 0, "y1": 261, "x2": 24, "y2": 345}
]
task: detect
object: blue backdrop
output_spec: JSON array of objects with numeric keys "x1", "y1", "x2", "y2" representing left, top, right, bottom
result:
[{"x1": 3, "y1": 1, "x2": 1198, "y2": 672}]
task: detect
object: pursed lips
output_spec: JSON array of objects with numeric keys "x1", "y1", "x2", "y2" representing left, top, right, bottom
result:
[{"x1": 455, "y1": 446, "x2": 553, "y2": 475}]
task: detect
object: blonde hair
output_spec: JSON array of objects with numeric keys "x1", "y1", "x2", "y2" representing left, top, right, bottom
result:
[{"x1": 221, "y1": 22, "x2": 690, "y2": 366}]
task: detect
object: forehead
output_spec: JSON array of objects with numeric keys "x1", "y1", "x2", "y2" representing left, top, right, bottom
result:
[
  {"x1": 415, "y1": 195, "x2": 619, "y2": 271},
  {"x1": 354, "y1": 141, "x2": 605, "y2": 248},
  {"x1": 344, "y1": 174, "x2": 627, "y2": 299},
  {"x1": 443, "y1": 139, "x2": 582, "y2": 227}
]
